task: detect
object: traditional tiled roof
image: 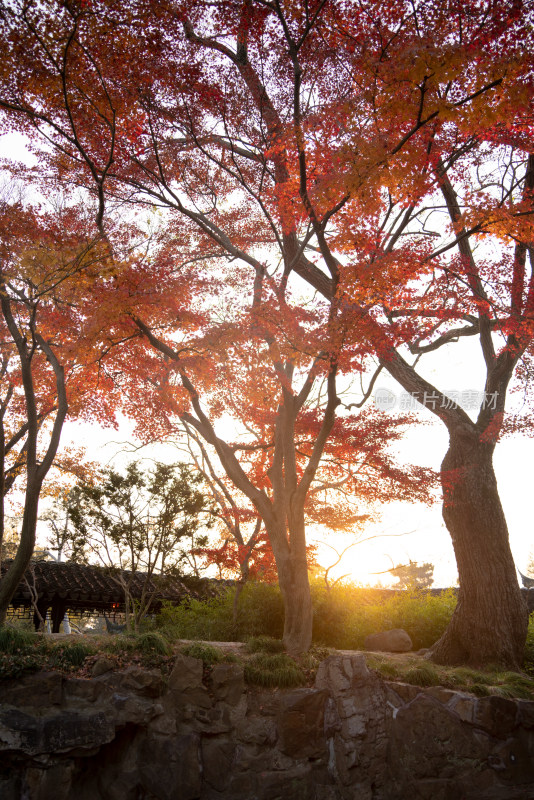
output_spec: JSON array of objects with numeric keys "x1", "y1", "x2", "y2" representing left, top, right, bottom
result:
[{"x1": 1, "y1": 559, "x2": 191, "y2": 614}]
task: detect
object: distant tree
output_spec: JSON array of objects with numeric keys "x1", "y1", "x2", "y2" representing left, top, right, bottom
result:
[
  {"x1": 389, "y1": 560, "x2": 434, "y2": 591},
  {"x1": 43, "y1": 491, "x2": 89, "y2": 565},
  {"x1": 64, "y1": 462, "x2": 210, "y2": 630}
]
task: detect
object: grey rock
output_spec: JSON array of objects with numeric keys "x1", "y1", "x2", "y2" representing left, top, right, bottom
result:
[
  {"x1": 364, "y1": 628, "x2": 413, "y2": 652},
  {"x1": 277, "y1": 689, "x2": 328, "y2": 758},
  {"x1": 110, "y1": 693, "x2": 163, "y2": 726},
  {"x1": 0, "y1": 671, "x2": 63, "y2": 709},
  {"x1": 139, "y1": 732, "x2": 201, "y2": 800},
  {"x1": 201, "y1": 737, "x2": 236, "y2": 791},
  {"x1": 91, "y1": 656, "x2": 115, "y2": 677},
  {"x1": 257, "y1": 766, "x2": 313, "y2": 800},
  {"x1": 236, "y1": 715, "x2": 277, "y2": 745},
  {"x1": 107, "y1": 666, "x2": 166, "y2": 698},
  {"x1": 517, "y1": 699, "x2": 534, "y2": 729},
  {"x1": 387, "y1": 693, "x2": 489, "y2": 790},
  {"x1": 168, "y1": 654, "x2": 203, "y2": 693},
  {"x1": 210, "y1": 663, "x2": 245, "y2": 705},
  {"x1": 23, "y1": 762, "x2": 74, "y2": 800},
  {"x1": 473, "y1": 695, "x2": 519, "y2": 738},
  {"x1": 1, "y1": 653, "x2": 534, "y2": 800},
  {"x1": 315, "y1": 654, "x2": 370, "y2": 694},
  {"x1": 0, "y1": 773, "x2": 20, "y2": 800},
  {"x1": 0, "y1": 707, "x2": 115, "y2": 756}
]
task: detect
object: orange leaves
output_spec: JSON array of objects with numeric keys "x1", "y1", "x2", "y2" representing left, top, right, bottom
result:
[{"x1": 0, "y1": 0, "x2": 533, "y2": 555}]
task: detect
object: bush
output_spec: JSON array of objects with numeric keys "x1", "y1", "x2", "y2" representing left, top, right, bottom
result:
[
  {"x1": 311, "y1": 579, "x2": 356, "y2": 648},
  {"x1": 156, "y1": 594, "x2": 236, "y2": 641},
  {"x1": 156, "y1": 580, "x2": 457, "y2": 651},
  {"x1": 345, "y1": 587, "x2": 457, "y2": 650},
  {"x1": 233, "y1": 582, "x2": 284, "y2": 640},
  {"x1": 0, "y1": 650, "x2": 44, "y2": 679},
  {"x1": 310, "y1": 581, "x2": 457, "y2": 650},
  {"x1": 156, "y1": 581, "x2": 284, "y2": 642}
]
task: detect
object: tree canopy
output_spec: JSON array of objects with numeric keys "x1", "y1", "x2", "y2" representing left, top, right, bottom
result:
[{"x1": 0, "y1": 0, "x2": 533, "y2": 665}]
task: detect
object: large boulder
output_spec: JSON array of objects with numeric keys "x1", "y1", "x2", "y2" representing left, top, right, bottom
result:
[{"x1": 364, "y1": 628, "x2": 413, "y2": 652}]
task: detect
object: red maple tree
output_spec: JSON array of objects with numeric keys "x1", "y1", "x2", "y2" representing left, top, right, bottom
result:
[{"x1": 1, "y1": 0, "x2": 533, "y2": 664}]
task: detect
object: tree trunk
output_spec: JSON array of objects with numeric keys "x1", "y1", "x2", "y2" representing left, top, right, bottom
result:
[
  {"x1": 277, "y1": 549, "x2": 313, "y2": 655},
  {"x1": 431, "y1": 425, "x2": 528, "y2": 669},
  {"x1": 0, "y1": 478, "x2": 40, "y2": 625},
  {"x1": 266, "y1": 514, "x2": 313, "y2": 655}
]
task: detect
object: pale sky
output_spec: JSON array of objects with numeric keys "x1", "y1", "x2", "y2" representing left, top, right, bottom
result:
[{"x1": 53, "y1": 333, "x2": 534, "y2": 590}]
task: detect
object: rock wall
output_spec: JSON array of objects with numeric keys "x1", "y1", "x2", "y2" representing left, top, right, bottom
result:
[{"x1": 0, "y1": 654, "x2": 533, "y2": 800}]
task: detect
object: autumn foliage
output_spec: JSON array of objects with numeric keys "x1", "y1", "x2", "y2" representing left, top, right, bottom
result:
[{"x1": 0, "y1": 0, "x2": 533, "y2": 663}]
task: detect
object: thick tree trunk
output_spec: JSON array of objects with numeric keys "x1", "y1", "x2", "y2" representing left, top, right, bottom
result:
[
  {"x1": 431, "y1": 425, "x2": 528, "y2": 669},
  {"x1": 266, "y1": 512, "x2": 313, "y2": 655},
  {"x1": 276, "y1": 549, "x2": 313, "y2": 655}
]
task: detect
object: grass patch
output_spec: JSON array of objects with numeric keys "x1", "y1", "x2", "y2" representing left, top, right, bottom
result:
[
  {"x1": 365, "y1": 653, "x2": 534, "y2": 700},
  {"x1": 134, "y1": 632, "x2": 171, "y2": 656},
  {"x1": 0, "y1": 626, "x2": 35, "y2": 654},
  {"x1": 244, "y1": 652, "x2": 306, "y2": 688},
  {"x1": 181, "y1": 642, "x2": 225, "y2": 666},
  {"x1": 403, "y1": 663, "x2": 441, "y2": 687},
  {"x1": 49, "y1": 641, "x2": 94, "y2": 669},
  {"x1": 452, "y1": 667, "x2": 493, "y2": 686},
  {"x1": 366, "y1": 655, "x2": 401, "y2": 680},
  {"x1": 0, "y1": 629, "x2": 47, "y2": 679},
  {"x1": 470, "y1": 683, "x2": 491, "y2": 697},
  {"x1": 101, "y1": 634, "x2": 138, "y2": 654},
  {"x1": 246, "y1": 635, "x2": 284, "y2": 654}
]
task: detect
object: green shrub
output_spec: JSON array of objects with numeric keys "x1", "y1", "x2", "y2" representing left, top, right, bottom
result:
[
  {"x1": 244, "y1": 653, "x2": 306, "y2": 688},
  {"x1": 156, "y1": 581, "x2": 457, "y2": 651},
  {"x1": 311, "y1": 579, "x2": 355, "y2": 648},
  {"x1": 310, "y1": 581, "x2": 457, "y2": 651},
  {"x1": 233, "y1": 582, "x2": 284, "y2": 640},
  {"x1": 0, "y1": 650, "x2": 43, "y2": 679},
  {"x1": 346, "y1": 588, "x2": 456, "y2": 650},
  {"x1": 156, "y1": 582, "x2": 284, "y2": 642},
  {"x1": 156, "y1": 593, "x2": 236, "y2": 641}
]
